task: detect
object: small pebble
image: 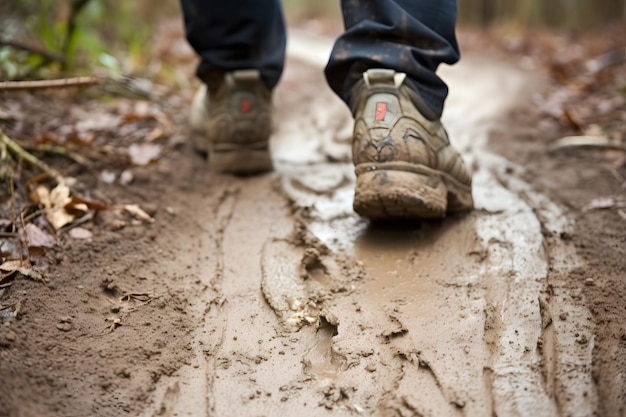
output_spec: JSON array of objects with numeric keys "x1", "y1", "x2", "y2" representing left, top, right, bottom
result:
[
  {"x1": 56, "y1": 322, "x2": 72, "y2": 332},
  {"x1": 585, "y1": 278, "x2": 595, "y2": 286}
]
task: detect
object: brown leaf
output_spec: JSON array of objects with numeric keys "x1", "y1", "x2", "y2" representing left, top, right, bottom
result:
[
  {"x1": 0, "y1": 260, "x2": 45, "y2": 283},
  {"x1": 562, "y1": 105, "x2": 583, "y2": 131},
  {"x1": 70, "y1": 195, "x2": 111, "y2": 211},
  {"x1": 0, "y1": 260, "x2": 28, "y2": 272},
  {"x1": 25, "y1": 224, "x2": 56, "y2": 248}
]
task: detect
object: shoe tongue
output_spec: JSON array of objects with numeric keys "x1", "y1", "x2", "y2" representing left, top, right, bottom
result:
[
  {"x1": 364, "y1": 69, "x2": 406, "y2": 88},
  {"x1": 229, "y1": 69, "x2": 262, "y2": 87}
]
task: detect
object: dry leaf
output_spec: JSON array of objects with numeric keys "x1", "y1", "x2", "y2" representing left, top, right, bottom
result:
[
  {"x1": 69, "y1": 227, "x2": 93, "y2": 240},
  {"x1": 0, "y1": 260, "x2": 45, "y2": 283},
  {"x1": 128, "y1": 143, "x2": 162, "y2": 166},
  {"x1": 31, "y1": 185, "x2": 51, "y2": 207},
  {"x1": 25, "y1": 224, "x2": 56, "y2": 248},
  {"x1": 123, "y1": 204, "x2": 155, "y2": 223},
  {"x1": 582, "y1": 197, "x2": 615, "y2": 212},
  {"x1": 32, "y1": 184, "x2": 75, "y2": 230},
  {"x1": 0, "y1": 260, "x2": 28, "y2": 272},
  {"x1": 100, "y1": 171, "x2": 116, "y2": 184},
  {"x1": 120, "y1": 169, "x2": 134, "y2": 185},
  {"x1": 0, "y1": 237, "x2": 21, "y2": 260},
  {"x1": 146, "y1": 127, "x2": 165, "y2": 142},
  {"x1": 75, "y1": 113, "x2": 121, "y2": 133},
  {"x1": 70, "y1": 195, "x2": 110, "y2": 211}
]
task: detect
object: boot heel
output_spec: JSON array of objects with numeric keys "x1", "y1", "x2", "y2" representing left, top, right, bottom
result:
[{"x1": 353, "y1": 169, "x2": 448, "y2": 219}]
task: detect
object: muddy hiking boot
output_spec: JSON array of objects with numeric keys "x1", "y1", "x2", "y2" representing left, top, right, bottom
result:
[
  {"x1": 351, "y1": 69, "x2": 474, "y2": 220},
  {"x1": 189, "y1": 69, "x2": 273, "y2": 174}
]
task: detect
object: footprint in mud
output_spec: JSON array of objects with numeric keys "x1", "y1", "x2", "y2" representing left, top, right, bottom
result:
[
  {"x1": 260, "y1": 227, "x2": 361, "y2": 329},
  {"x1": 303, "y1": 316, "x2": 346, "y2": 380}
]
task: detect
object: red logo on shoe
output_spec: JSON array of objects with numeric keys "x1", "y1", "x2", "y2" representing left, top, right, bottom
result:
[
  {"x1": 240, "y1": 98, "x2": 251, "y2": 114},
  {"x1": 375, "y1": 102, "x2": 387, "y2": 121}
]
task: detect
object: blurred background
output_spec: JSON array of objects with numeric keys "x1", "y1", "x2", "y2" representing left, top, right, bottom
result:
[{"x1": 1, "y1": 0, "x2": 625, "y2": 81}]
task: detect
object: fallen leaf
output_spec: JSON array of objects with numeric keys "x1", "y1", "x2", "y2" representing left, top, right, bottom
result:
[
  {"x1": 75, "y1": 113, "x2": 121, "y2": 133},
  {"x1": 45, "y1": 184, "x2": 75, "y2": 230},
  {"x1": 50, "y1": 184, "x2": 71, "y2": 204},
  {"x1": 128, "y1": 143, "x2": 161, "y2": 166},
  {"x1": 70, "y1": 195, "x2": 110, "y2": 211},
  {"x1": 119, "y1": 169, "x2": 133, "y2": 185},
  {"x1": 0, "y1": 260, "x2": 45, "y2": 283},
  {"x1": 31, "y1": 185, "x2": 51, "y2": 207},
  {"x1": 31, "y1": 185, "x2": 75, "y2": 230},
  {"x1": 0, "y1": 260, "x2": 28, "y2": 272},
  {"x1": 146, "y1": 127, "x2": 165, "y2": 142},
  {"x1": 25, "y1": 224, "x2": 56, "y2": 248},
  {"x1": 100, "y1": 170, "x2": 116, "y2": 184},
  {"x1": 69, "y1": 227, "x2": 93, "y2": 240},
  {"x1": 123, "y1": 204, "x2": 155, "y2": 223},
  {"x1": 0, "y1": 237, "x2": 22, "y2": 260},
  {"x1": 562, "y1": 105, "x2": 583, "y2": 130},
  {"x1": 549, "y1": 135, "x2": 625, "y2": 152},
  {"x1": 582, "y1": 197, "x2": 615, "y2": 212}
]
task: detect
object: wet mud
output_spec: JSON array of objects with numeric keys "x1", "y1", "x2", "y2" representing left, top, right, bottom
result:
[
  {"x1": 148, "y1": 34, "x2": 604, "y2": 416},
  {"x1": 1, "y1": 32, "x2": 621, "y2": 417}
]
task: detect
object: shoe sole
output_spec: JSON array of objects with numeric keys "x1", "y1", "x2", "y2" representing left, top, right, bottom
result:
[
  {"x1": 209, "y1": 146, "x2": 273, "y2": 175},
  {"x1": 192, "y1": 131, "x2": 273, "y2": 175},
  {"x1": 353, "y1": 162, "x2": 473, "y2": 220}
]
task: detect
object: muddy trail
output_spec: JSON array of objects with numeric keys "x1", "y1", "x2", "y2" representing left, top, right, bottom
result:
[{"x1": 1, "y1": 32, "x2": 624, "y2": 417}]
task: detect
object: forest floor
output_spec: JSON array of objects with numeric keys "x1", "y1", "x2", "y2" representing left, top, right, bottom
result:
[{"x1": 0, "y1": 21, "x2": 625, "y2": 417}]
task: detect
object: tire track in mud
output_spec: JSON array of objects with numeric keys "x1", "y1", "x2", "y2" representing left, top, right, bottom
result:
[{"x1": 149, "y1": 32, "x2": 599, "y2": 416}]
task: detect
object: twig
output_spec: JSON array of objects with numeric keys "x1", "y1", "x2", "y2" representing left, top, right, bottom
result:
[
  {"x1": 0, "y1": 75, "x2": 155, "y2": 100},
  {"x1": 0, "y1": 76, "x2": 100, "y2": 91},
  {"x1": 21, "y1": 143, "x2": 92, "y2": 167},
  {"x1": 0, "y1": 38, "x2": 65, "y2": 63},
  {"x1": 0, "y1": 128, "x2": 65, "y2": 185}
]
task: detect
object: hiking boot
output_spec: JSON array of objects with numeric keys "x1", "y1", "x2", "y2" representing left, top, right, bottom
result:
[
  {"x1": 189, "y1": 69, "x2": 273, "y2": 174},
  {"x1": 351, "y1": 69, "x2": 473, "y2": 219}
]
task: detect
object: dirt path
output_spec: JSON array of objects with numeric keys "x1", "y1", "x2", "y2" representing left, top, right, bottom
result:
[
  {"x1": 147, "y1": 34, "x2": 599, "y2": 416},
  {"x1": 1, "y1": 32, "x2": 621, "y2": 417}
]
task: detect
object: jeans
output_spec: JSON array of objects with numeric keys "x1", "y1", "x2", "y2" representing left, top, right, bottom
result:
[{"x1": 180, "y1": 0, "x2": 459, "y2": 118}]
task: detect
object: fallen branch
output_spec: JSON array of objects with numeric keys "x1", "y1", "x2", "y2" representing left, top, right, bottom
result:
[
  {"x1": 0, "y1": 76, "x2": 100, "y2": 91},
  {"x1": 549, "y1": 136, "x2": 626, "y2": 153},
  {"x1": 0, "y1": 75, "x2": 155, "y2": 100},
  {"x1": 21, "y1": 143, "x2": 92, "y2": 167},
  {"x1": 0, "y1": 128, "x2": 65, "y2": 185}
]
